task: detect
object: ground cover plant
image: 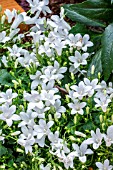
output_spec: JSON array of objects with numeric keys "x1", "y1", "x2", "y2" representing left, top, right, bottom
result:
[{"x1": 0, "y1": 0, "x2": 113, "y2": 169}]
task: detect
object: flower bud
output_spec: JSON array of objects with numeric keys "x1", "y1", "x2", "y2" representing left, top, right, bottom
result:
[
  {"x1": 70, "y1": 47, "x2": 73, "y2": 53},
  {"x1": 102, "y1": 123, "x2": 105, "y2": 130},
  {"x1": 62, "y1": 113, "x2": 66, "y2": 119},
  {"x1": 91, "y1": 65, "x2": 95, "y2": 74},
  {"x1": 71, "y1": 72, "x2": 75, "y2": 80},
  {"x1": 98, "y1": 72, "x2": 101, "y2": 79},
  {"x1": 111, "y1": 115, "x2": 113, "y2": 123},
  {"x1": 99, "y1": 115, "x2": 103, "y2": 123},
  {"x1": 48, "y1": 114, "x2": 52, "y2": 121},
  {"x1": 86, "y1": 106, "x2": 89, "y2": 114},
  {"x1": 13, "y1": 163, "x2": 18, "y2": 168},
  {"x1": 1, "y1": 15, "x2": 6, "y2": 24},
  {"x1": 12, "y1": 80, "x2": 19, "y2": 89},
  {"x1": 66, "y1": 95, "x2": 70, "y2": 103},
  {"x1": 34, "y1": 144, "x2": 38, "y2": 150},
  {"x1": 0, "y1": 165, "x2": 5, "y2": 168},
  {"x1": 65, "y1": 84, "x2": 69, "y2": 92},
  {"x1": 69, "y1": 136, "x2": 76, "y2": 141},
  {"x1": 16, "y1": 148, "x2": 24, "y2": 153},
  {"x1": 74, "y1": 115, "x2": 77, "y2": 124}
]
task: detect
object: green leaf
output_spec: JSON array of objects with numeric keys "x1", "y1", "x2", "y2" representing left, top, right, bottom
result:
[
  {"x1": 87, "y1": 49, "x2": 102, "y2": 79},
  {"x1": 111, "y1": 0, "x2": 113, "y2": 4},
  {"x1": 63, "y1": 0, "x2": 113, "y2": 27},
  {"x1": 0, "y1": 144, "x2": 7, "y2": 156},
  {"x1": 0, "y1": 69, "x2": 14, "y2": 86},
  {"x1": 63, "y1": 5, "x2": 105, "y2": 27},
  {"x1": 101, "y1": 23, "x2": 113, "y2": 80},
  {"x1": 82, "y1": 120, "x2": 95, "y2": 131},
  {"x1": 69, "y1": 23, "x2": 88, "y2": 35}
]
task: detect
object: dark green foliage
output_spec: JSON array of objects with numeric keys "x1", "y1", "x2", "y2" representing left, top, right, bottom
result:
[{"x1": 63, "y1": 0, "x2": 113, "y2": 80}]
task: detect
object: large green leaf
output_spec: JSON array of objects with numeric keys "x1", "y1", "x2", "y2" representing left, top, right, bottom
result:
[
  {"x1": 101, "y1": 23, "x2": 113, "y2": 80},
  {"x1": 63, "y1": 0, "x2": 113, "y2": 27},
  {"x1": 87, "y1": 49, "x2": 102, "y2": 79},
  {"x1": 69, "y1": 23, "x2": 89, "y2": 35}
]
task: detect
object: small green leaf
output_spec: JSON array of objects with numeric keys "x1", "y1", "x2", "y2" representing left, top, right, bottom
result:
[
  {"x1": 0, "y1": 69, "x2": 14, "y2": 86},
  {"x1": 82, "y1": 120, "x2": 95, "y2": 131},
  {"x1": 0, "y1": 144, "x2": 7, "y2": 156},
  {"x1": 87, "y1": 49, "x2": 102, "y2": 79},
  {"x1": 101, "y1": 23, "x2": 113, "y2": 80}
]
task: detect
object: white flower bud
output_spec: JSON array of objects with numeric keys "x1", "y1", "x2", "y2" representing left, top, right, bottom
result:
[
  {"x1": 91, "y1": 65, "x2": 95, "y2": 74},
  {"x1": 1, "y1": 15, "x2": 6, "y2": 24}
]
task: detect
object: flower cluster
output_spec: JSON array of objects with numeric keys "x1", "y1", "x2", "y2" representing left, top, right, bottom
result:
[{"x1": 0, "y1": 0, "x2": 113, "y2": 169}]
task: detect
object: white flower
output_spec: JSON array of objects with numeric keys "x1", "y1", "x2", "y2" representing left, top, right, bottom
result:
[
  {"x1": 40, "y1": 164, "x2": 51, "y2": 170},
  {"x1": 84, "y1": 128, "x2": 103, "y2": 149},
  {"x1": 50, "y1": 39, "x2": 66, "y2": 56},
  {"x1": 17, "y1": 51, "x2": 39, "y2": 68},
  {"x1": 41, "y1": 89, "x2": 61, "y2": 106},
  {"x1": 7, "y1": 44, "x2": 22, "y2": 59},
  {"x1": 47, "y1": 14, "x2": 71, "y2": 32},
  {"x1": 0, "y1": 89, "x2": 18, "y2": 105},
  {"x1": 71, "y1": 81, "x2": 92, "y2": 100},
  {"x1": 41, "y1": 80, "x2": 56, "y2": 92},
  {"x1": 68, "y1": 99, "x2": 86, "y2": 115},
  {"x1": 34, "y1": 119, "x2": 54, "y2": 147},
  {"x1": 107, "y1": 82, "x2": 113, "y2": 95},
  {"x1": 11, "y1": 13, "x2": 24, "y2": 29},
  {"x1": 26, "y1": 0, "x2": 51, "y2": 15},
  {"x1": 75, "y1": 131, "x2": 86, "y2": 138},
  {"x1": 22, "y1": 11, "x2": 40, "y2": 25},
  {"x1": 4, "y1": 9, "x2": 17, "y2": 23},
  {"x1": 39, "y1": 42, "x2": 54, "y2": 57},
  {"x1": 0, "y1": 104, "x2": 21, "y2": 127},
  {"x1": 72, "y1": 142, "x2": 93, "y2": 163},
  {"x1": 33, "y1": 106, "x2": 50, "y2": 119},
  {"x1": 0, "y1": 129, "x2": 5, "y2": 143},
  {"x1": 54, "y1": 99, "x2": 66, "y2": 118},
  {"x1": 17, "y1": 126, "x2": 35, "y2": 154},
  {"x1": 41, "y1": 61, "x2": 67, "y2": 83},
  {"x1": 76, "y1": 34, "x2": 93, "y2": 51},
  {"x1": 69, "y1": 51, "x2": 89, "y2": 69},
  {"x1": 18, "y1": 110, "x2": 38, "y2": 128},
  {"x1": 58, "y1": 150, "x2": 75, "y2": 169},
  {"x1": 103, "y1": 125, "x2": 113, "y2": 147},
  {"x1": 1, "y1": 55, "x2": 8, "y2": 67},
  {"x1": 96, "y1": 159, "x2": 113, "y2": 170},
  {"x1": 30, "y1": 31, "x2": 45, "y2": 45},
  {"x1": 84, "y1": 78, "x2": 99, "y2": 97},
  {"x1": 24, "y1": 90, "x2": 44, "y2": 110},
  {"x1": 66, "y1": 33, "x2": 82, "y2": 48},
  {"x1": 0, "y1": 31, "x2": 10, "y2": 43},
  {"x1": 48, "y1": 131, "x2": 63, "y2": 151},
  {"x1": 9, "y1": 28, "x2": 20, "y2": 39},
  {"x1": 94, "y1": 95, "x2": 111, "y2": 112},
  {"x1": 30, "y1": 70, "x2": 42, "y2": 90}
]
